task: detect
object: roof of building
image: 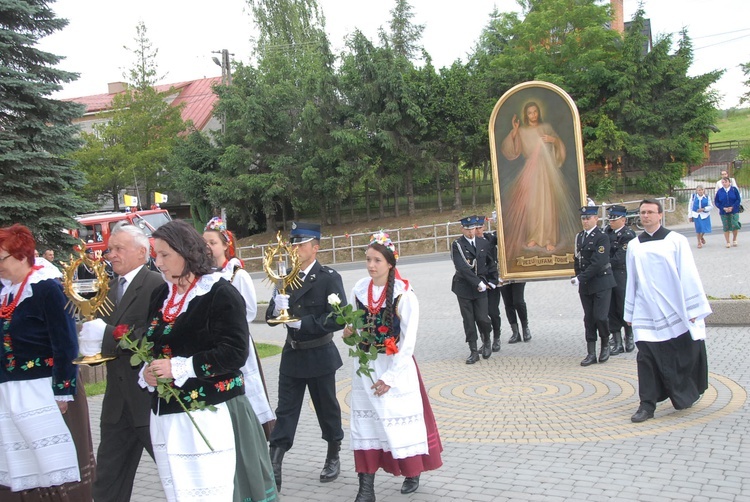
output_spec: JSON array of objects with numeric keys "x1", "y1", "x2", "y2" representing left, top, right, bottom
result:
[{"x1": 64, "y1": 76, "x2": 223, "y2": 131}]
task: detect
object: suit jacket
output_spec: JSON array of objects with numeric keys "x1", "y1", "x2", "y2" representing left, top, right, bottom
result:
[
  {"x1": 574, "y1": 227, "x2": 616, "y2": 295},
  {"x1": 100, "y1": 266, "x2": 163, "y2": 426},
  {"x1": 606, "y1": 225, "x2": 636, "y2": 289},
  {"x1": 266, "y1": 261, "x2": 345, "y2": 379},
  {"x1": 451, "y1": 236, "x2": 494, "y2": 299}
]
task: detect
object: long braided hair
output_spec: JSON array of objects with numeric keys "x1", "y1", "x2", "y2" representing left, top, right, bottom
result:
[{"x1": 369, "y1": 242, "x2": 397, "y2": 337}]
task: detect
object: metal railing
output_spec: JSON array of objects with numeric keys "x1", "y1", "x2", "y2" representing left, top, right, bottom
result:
[{"x1": 236, "y1": 220, "x2": 495, "y2": 271}]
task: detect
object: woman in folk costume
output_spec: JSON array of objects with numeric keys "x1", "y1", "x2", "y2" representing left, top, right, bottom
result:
[
  {"x1": 343, "y1": 232, "x2": 442, "y2": 502},
  {"x1": 0, "y1": 224, "x2": 96, "y2": 501},
  {"x1": 689, "y1": 184, "x2": 712, "y2": 248},
  {"x1": 141, "y1": 220, "x2": 276, "y2": 502},
  {"x1": 203, "y1": 217, "x2": 276, "y2": 437}
]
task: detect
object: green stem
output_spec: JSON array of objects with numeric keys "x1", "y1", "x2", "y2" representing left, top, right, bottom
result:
[{"x1": 163, "y1": 383, "x2": 214, "y2": 451}]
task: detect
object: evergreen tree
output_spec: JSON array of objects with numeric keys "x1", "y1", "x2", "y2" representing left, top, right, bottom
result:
[{"x1": 0, "y1": 0, "x2": 92, "y2": 250}]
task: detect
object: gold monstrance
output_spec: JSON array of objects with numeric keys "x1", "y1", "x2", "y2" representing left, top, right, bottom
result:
[
  {"x1": 62, "y1": 242, "x2": 115, "y2": 366},
  {"x1": 263, "y1": 231, "x2": 303, "y2": 325}
]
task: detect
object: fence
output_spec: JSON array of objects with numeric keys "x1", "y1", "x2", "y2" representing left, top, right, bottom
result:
[{"x1": 237, "y1": 220, "x2": 495, "y2": 272}]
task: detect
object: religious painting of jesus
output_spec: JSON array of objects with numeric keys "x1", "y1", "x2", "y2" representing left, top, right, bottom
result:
[{"x1": 488, "y1": 81, "x2": 587, "y2": 280}]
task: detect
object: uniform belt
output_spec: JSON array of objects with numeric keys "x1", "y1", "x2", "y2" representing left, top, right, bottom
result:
[{"x1": 286, "y1": 332, "x2": 334, "y2": 350}]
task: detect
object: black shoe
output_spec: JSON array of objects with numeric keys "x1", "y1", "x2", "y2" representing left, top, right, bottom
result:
[
  {"x1": 624, "y1": 331, "x2": 635, "y2": 352},
  {"x1": 610, "y1": 332, "x2": 624, "y2": 355},
  {"x1": 631, "y1": 407, "x2": 654, "y2": 423},
  {"x1": 355, "y1": 473, "x2": 376, "y2": 502},
  {"x1": 492, "y1": 337, "x2": 501, "y2": 352},
  {"x1": 508, "y1": 324, "x2": 522, "y2": 344},
  {"x1": 481, "y1": 342, "x2": 491, "y2": 359},
  {"x1": 522, "y1": 326, "x2": 532, "y2": 342},
  {"x1": 269, "y1": 445, "x2": 285, "y2": 492},
  {"x1": 320, "y1": 441, "x2": 340, "y2": 482},
  {"x1": 598, "y1": 341, "x2": 610, "y2": 363},
  {"x1": 401, "y1": 475, "x2": 420, "y2": 494},
  {"x1": 581, "y1": 342, "x2": 597, "y2": 366},
  {"x1": 466, "y1": 351, "x2": 480, "y2": 364}
]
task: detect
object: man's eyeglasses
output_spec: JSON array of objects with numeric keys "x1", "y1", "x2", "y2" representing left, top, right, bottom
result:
[{"x1": 639, "y1": 210, "x2": 658, "y2": 216}]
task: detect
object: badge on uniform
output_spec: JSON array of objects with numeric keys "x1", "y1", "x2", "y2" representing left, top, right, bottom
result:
[
  {"x1": 598, "y1": 246, "x2": 605, "y2": 254},
  {"x1": 622, "y1": 243, "x2": 628, "y2": 251}
]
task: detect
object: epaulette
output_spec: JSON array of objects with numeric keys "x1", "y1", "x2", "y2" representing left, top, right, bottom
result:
[{"x1": 320, "y1": 266, "x2": 335, "y2": 274}]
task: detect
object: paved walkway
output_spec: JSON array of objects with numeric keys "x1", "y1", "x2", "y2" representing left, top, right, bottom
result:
[{"x1": 87, "y1": 211, "x2": 750, "y2": 501}]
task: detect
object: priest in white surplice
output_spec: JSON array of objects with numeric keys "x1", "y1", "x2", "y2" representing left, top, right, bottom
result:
[{"x1": 624, "y1": 199, "x2": 712, "y2": 423}]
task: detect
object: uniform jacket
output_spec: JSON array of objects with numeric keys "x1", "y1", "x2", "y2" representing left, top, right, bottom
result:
[
  {"x1": 100, "y1": 266, "x2": 163, "y2": 426},
  {"x1": 574, "y1": 226, "x2": 616, "y2": 295},
  {"x1": 147, "y1": 278, "x2": 249, "y2": 415},
  {"x1": 451, "y1": 235, "x2": 494, "y2": 299},
  {"x1": 481, "y1": 231, "x2": 500, "y2": 286},
  {"x1": 0, "y1": 279, "x2": 78, "y2": 396},
  {"x1": 266, "y1": 260, "x2": 345, "y2": 379},
  {"x1": 606, "y1": 224, "x2": 636, "y2": 288}
]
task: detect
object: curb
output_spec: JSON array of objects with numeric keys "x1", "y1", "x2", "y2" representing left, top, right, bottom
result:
[{"x1": 706, "y1": 299, "x2": 750, "y2": 326}]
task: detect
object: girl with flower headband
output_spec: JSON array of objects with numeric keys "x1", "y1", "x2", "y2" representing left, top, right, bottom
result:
[
  {"x1": 343, "y1": 231, "x2": 442, "y2": 501},
  {"x1": 203, "y1": 217, "x2": 276, "y2": 438}
]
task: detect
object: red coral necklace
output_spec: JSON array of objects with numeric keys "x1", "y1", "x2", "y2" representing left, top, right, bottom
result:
[
  {"x1": 367, "y1": 280, "x2": 387, "y2": 315},
  {"x1": 161, "y1": 278, "x2": 198, "y2": 323},
  {"x1": 0, "y1": 269, "x2": 34, "y2": 319}
]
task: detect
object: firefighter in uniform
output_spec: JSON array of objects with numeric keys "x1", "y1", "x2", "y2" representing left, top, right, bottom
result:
[
  {"x1": 474, "y1": 215, "x2": 502, "y2": 352},
  {"x1": 605, "y1": 205, "x2": 637, "y2": 354},
  {"x1": 572, "y1": 206, "x2": 616, "y2": 366},
  {"x1": 451, "y1": 215, "x2": 494, "y2": 364}
]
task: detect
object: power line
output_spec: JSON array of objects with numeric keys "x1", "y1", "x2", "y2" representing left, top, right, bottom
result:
[
  {"x1": 692, "y1": 28, "x2": 750, "y2": 40},
  {"x1": 695, "y1": 33, "x2": 750, "y2": 51}
]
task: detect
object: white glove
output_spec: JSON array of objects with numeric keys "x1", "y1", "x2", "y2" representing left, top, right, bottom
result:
[
  {"x1": 285, "y1": 320, "x2": 302, "y2": 330},
  {"x1": 79, "y1": 318, "x2": 107, "y2": 356},
  {"x1": 477, "y1": 282, "x2": 487, "y2": 293},
  {"x1": 274, "y1": 293, "x2": 290, "y2": 314},
  {"x1": 571, "y1": 277, "x2": 579, "y2": 286}
]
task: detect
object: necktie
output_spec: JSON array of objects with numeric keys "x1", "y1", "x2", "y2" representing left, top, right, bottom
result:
[
  {"x1": 299, "y1": 271, "x2": 306, "y2": 281},
  {"x1": 116, "y1": 277, "x2": 127, "y2": 304}
]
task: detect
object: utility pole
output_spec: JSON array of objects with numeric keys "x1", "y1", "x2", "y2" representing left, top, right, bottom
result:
[{"x1": 211, "y1": 49, "x2": 234, "y2": 133}]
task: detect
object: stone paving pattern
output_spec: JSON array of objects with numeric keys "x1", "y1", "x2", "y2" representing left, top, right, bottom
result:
[{"x1": 86, "y1": 214, "x2": 750, "y2": 501}]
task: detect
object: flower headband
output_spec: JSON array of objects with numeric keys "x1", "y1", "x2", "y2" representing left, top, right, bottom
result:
[
  {"x1": 369, "y1": 231, "x2": 398, "y2": 261},
  {"x1": 204, "y1": 217, "x2": 231, "y2": 245}
]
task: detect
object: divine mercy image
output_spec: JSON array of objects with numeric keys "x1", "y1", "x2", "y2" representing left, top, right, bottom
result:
[{"x1": 489, "y1": 81, "x2": 587, "y2": 280}]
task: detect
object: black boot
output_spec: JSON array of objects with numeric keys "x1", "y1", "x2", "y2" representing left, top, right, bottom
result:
[
  {"x1": 466, "y1": 341, "x2": 479, "y2": 364},
  {"x1": 508, "y1": 324, "x2": 521, "y2": 344},
  {"x1": 522, "y1": 324, "x2": 532, "y2": 342},
  {"x1": 610, "y1": 331, "x2": 624, "y2": 355},
  {"x1": 320, "y1": 440, "x2": 340, "y2": 483},
  {"x1": 355, "y1": 473, "x2": 376, "y2": 502},
  {"x1": 598, "y1": 335, "x2": 610, "y2": 363},
  {"x1": 480, "y1": 333, "x2": 492, "y2": 359},
  {"x1": 580, "y1": 342, "x2": 597, "y2": 366},
  {"x1": 624, "y1": 326, "x2": 635, "y2": 352},
  {"x1": 401, "y1": 475, "x2": 420, "y2": 494},
  {"x1": 492, "y1": 334, "x2": 501, "y2": 352},
  {"x1": 269, "y1": 445, "x2": 285, "y2": 492}
]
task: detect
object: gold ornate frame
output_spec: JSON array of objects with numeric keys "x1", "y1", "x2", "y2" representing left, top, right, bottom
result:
[{"x1": 488, "y1": 81, "x2": 588, "y2": 280}]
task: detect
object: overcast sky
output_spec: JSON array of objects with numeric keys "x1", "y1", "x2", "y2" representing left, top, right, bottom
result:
[{"x1": 40, "y1": 0, "x2": 749, "y2": 109}]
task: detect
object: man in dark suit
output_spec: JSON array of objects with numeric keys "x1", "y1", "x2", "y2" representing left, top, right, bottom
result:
[
  {"x1": 474, "y1": 215, "x2": 503, "y2": 352},
  {"x1": 572, "y1": 206, "x2": 616, "y2": 366},
  {"x1": 605, "y1": 205, "x2": 636, "y2": 355},
  {"x1": 451, "y1": 215, "x2": 494, "y2": 364},
  {"x1": 79, "y1": 224, "x2": 163, "y2": 502},
  {"x1": 266, "y1": 222, "x2": 347, "y2": 492}
]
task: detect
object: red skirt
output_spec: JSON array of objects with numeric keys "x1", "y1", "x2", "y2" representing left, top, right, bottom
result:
[{"x1": 353, "y1": 359, "x2": 443, "y2": 477}]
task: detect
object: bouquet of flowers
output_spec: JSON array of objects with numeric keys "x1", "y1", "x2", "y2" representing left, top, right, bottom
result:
[
  {"x1": 328, "y1": 293, "x2": 398, "y2": 384},
  {"x1": 114, "y1": 324, "x2": 216, "y2": 450}
]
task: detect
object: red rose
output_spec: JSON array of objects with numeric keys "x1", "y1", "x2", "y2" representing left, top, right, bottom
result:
[
  {"x1": 384, "y1": 337, "x2": 399, "y2": 356},
  {"x1": 113, "y1": 324, "x2": 130, "y2": 341},
  {"x1": 377, "y1": 326, "x2": 389, "y2": 335}
]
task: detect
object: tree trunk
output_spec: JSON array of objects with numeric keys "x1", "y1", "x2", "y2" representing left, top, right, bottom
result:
[
  {"x1": 378, "y1": 187, "x2": 385, "y2": 219},
  {"x1": 365, "y1": 180, "x2": 372, "y2": 221},
  {"x1": 406, "y1": 165, "x2": 415, "y2": 216},
  {"x1": 471, "y1": 165, "x2": 477, "y2": 208},
  {"x1": 452, "y1": 159, "x2": 461, "y2": 211},
  {"x1": 334, "y1": 198, "x2": 341, "y2": 226},
  {"x1": 393, "y1": 184, "x2": 400, "y2": 218},
  {"x1": 436, "y1": 167, "x2": 443, "y2": 213},
  {"x1": 349, "y1": 181, "x2": 355, "y2": 223}
]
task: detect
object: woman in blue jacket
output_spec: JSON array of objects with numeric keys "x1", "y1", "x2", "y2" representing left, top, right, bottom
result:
[{"x1": 714, "y1": 177, "x2": 742, "y2": 248}]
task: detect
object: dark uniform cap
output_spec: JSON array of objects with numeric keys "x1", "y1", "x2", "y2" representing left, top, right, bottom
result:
[
  {"x1": 607, "y1": 205, "x2": 627, "y2": 218},
  {"x1": 476, "y1": 215, "x2": 486, "y2": 226},
  {"x1": 460, "y1": 215, "x2": 480, "y2": 228},
  {"x1": 580, "y1": 206, "x2": 599, "y2": 217},
  {"x1": 290, "y1": 222, "x2": 321, "y2": 244}
]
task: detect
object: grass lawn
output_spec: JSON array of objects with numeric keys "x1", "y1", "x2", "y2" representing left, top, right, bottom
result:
[
  {"x1": 710, "y1": 108, "x2": 750, "y2": 143},
  {"x1": 84, "y1": 342, "x2": 283, "y2": 397}
]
